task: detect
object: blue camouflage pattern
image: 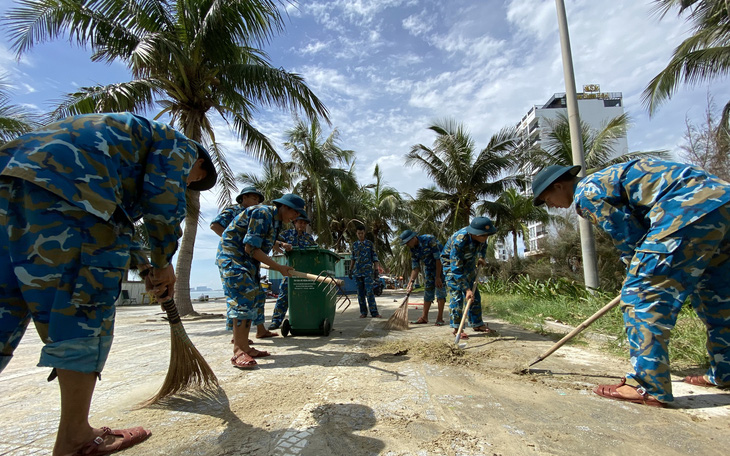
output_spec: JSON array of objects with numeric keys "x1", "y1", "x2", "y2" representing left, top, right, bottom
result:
[
  {"x1": 0, "y1": 113, "x2": 197, "y2": 374},
  {"x1": 211, "y1": 204, "x2": 246, "y2": 231},
  {"x1": 408, "y1": 234, "x2": 446, "y2": 302},
  {"x1": 351, "y1": 239, "x2": 379, "y2": 277},
  {"x1": 442, "y1": 227, "x2": 487, "y2": 329},
  {"x1": 575, "y1": 160, "x2": 730, "y2": 402},
  {"x1": 356, "y1": 274, "x2": 380, "y2": 317},
  {"x1": 0, "y1": 112, "x2": 195, "y2": 269},
  {"x1": 271, "y1": 229, "x2": 317, "y2": 326},
  {"x1": 217, "y1": 205, "x2": 282, "y2": 325}
]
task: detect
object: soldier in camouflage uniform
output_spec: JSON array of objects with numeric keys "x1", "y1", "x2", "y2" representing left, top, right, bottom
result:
[
  {"x1": 349, "y1": 226, "x2": 382, "y2": 318},
  {"x1": 442, "y1": 217, "x2": 496, "y2": 338},
  {"x1": 269, "y1": 215, "x2": 317, "y2": 330},
  {"x1": 399, "y1": 230, "x2": 447, "y2": 325},
  {"x1": 210, "y1": 186, "x2": 265, "y2": 236},
  {"x1": 210, "y1": 186, "x2": 265, "y2": 335},
  {"x1": 216, "y1": 194, "x2": 305, "y2": 368},
  {"x1": 533, "y1": 159, "x2": 730, "y2": 407},
  {"x1": 0, "y1": 113, "x2": 216, "y2": 455}
]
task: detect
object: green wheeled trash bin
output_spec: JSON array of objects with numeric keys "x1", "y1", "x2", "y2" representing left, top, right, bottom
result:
[{"x1": 281, "y1": 247, "x2": 341, "y2": 337}]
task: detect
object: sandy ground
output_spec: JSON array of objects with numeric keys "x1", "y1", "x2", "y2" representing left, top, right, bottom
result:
[{"x1": 1, "y1": 289, "x2": 729, "y2": 456}]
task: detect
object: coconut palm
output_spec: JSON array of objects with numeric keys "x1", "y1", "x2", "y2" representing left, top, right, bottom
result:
[
  {"x1": 284, "y1": 117, "x2": 357, "y2": 246},
  {"x1": 360, "y1": 164, "x2": 403, "y2": 258},
  {"x1": 4, "y1": 0, "x2": 328, "y2": 314},
  {"x1": 0, "y1": 75, "x2": 40, "y2": 144},
  {"x1": 480, "y1": 188, "x2": 549, "y2": 259},
  {"x1": 237, "y1": 162, "x2": 292, "y2": 203},
  {"x1": 523, "y1": 113, "x2": 669, "y2": 174},
  {"x1": 406, "y1": 118, "x2": 522, "y2": 233},
  {"x1": 644, "y1": 1, "x2": 730, "y2": 115}
]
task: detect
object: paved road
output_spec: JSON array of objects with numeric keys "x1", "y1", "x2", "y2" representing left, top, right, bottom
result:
[{"x1": 2, "y1": 290, "x2": 729, "y2": 455}]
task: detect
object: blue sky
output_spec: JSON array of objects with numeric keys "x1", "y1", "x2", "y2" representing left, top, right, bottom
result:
[{"x1": 2, "y1": 0, "x2": 729, "y2": 290}]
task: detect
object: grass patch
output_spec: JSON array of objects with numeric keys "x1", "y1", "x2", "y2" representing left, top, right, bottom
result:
[{"x1": 483, "y1": 292, "x2": 710, "y2": 369}]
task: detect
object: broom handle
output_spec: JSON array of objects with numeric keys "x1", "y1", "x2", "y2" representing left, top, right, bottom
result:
[
  {"x1": 260, "y1": 263, "x2": 344, "y2": 287},
  {"x1": 528, "y1": 295, "x2": 621, "y2": 367},
  {"x1": 454, "y1": 278, "x2": 480, "y2": 345}
]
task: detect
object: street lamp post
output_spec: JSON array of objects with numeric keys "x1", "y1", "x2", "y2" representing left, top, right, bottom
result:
[{"x1": 554, "y1": 0, "x2": 600, "y2": 290}]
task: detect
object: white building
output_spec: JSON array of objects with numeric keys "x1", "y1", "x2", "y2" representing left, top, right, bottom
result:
[
  {"x1": 517, "y1": 85, "x2": 627, "y2": 257},
  {"x1": 494, "y1": 239, "x2": 509, "y2": 261}
]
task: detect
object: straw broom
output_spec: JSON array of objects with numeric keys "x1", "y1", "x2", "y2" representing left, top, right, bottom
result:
[
  {"x1": 139, "y1": 278, "x2": 219, "y2": 407},
  {"x1": 385, "y1": 283, "x2": 412, "y2": 330}
]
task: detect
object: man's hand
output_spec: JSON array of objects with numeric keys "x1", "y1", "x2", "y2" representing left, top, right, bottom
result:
[
  {"x1": 406, "y1": 280, "x2": 414, "y2": 294},
  {"x1": 282, "y1": 242, "x2": 293, "y2": 252},
  {"x1": 465, "y1": 288, "x2": 474, "y2": 303},
  {"x1": 477, "y1": 258, "x2": 486, "y2": 267},
  {"x1": 435, "y1": 275, "x2": 443, "y2": 288},
  {"x1": 150, "y1": 264, "x2": 176, "y2": 299},
  {"x1": 276, "y1": 264, "x2": 294, "y2": 277}
]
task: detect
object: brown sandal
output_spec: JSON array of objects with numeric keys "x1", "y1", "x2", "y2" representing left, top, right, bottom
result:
[
  {"x1": 473, "y1": 325, "x2": 491, "y2": 333},
  {"x1": 683, "y1": 375, "x2": 716, "y2": 388},
  {"x1": 592, "y1": 377, "x2": 666, "y2": 408},
  {"x1": 452, "y1": 330, "x2": 469, "y2": 340},
  {"x1": 75, "y1": 426, "x2": 151, "y2": 455},
  {"x1": 245, "y1": 348, "x2": 271, "y2": 358},
  {"x1": 231, "y1": 353, "x2": 257, "y2": 369}
]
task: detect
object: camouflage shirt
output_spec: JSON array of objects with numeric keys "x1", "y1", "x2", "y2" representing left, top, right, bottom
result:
[
  {"x1": 441, "y1": 227, "x2": 487, "y2": 292},
  {"x1": 280, "y1": 228, "x2": 317, "y2": 248},
  {"x1": 0, "y1": 112, "x2": 197, "y2": 269},
  {"x1": 217, "y1": 204, "x2": 283, "y2": 270},
  {"x1": 409, "y1": 234, "x2": 443, "y2": 278},
  {"x1": 211, "y1": 204, "x2": 246, "y2": 230},
  {"x1": 351, "y1": 239, "x2": 379, "y2": 277},
  {"x1": 575, "y1": 159, "x2": 730, "y2": 262}
]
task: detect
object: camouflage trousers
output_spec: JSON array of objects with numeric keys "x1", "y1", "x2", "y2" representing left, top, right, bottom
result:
[
  {"x1": 271, "y1": 277, "x2": 290, "y2": 326},
  {"x1": 446, "y1": 276, "x2": 484, "y2": 329},
  {"x1": 355, "y1": 274, "x2": 379, "y2": 317},
  {"x1": 0, "y1": 178, "x2": 130, "y2": 374},
  {"x1": 422, "y1": 269, "x2": 447, "y2": 303},
  {"x1": 622, "y1": 204, "x2": 730, "y2": 402},
  {"x1": 217, "y1": 261, "x2": 266, "y2": 327}
]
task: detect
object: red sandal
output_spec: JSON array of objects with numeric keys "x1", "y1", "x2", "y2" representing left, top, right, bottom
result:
[
  {"x1": 592, "y1": 377, "x2": 666, "y2": 408},
  {"x1": 245, "y1": 348, "x2": 271, "y2": 358},
  {"x1": 75, "y1": 426, "x2": 151, "y2": 455},
  {"x1": 231, "y1": 353, "x2": 257, "y2": 369},
  {"x1": 683, "y1": 375, "x2": 717, "y2": 388}
]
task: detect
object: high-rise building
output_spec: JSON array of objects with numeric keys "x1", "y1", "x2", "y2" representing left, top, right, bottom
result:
[{"x1": 517, "y1": 85, "x2": 627, "y2": 257}]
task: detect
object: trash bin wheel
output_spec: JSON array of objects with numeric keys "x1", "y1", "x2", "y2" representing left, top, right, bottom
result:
[
  {"x1": 282, "y1": 319, "x2": 291, "y2": 337},
  {"x1": 322, "y1": 318, "x2": 331, "y2": 336}
]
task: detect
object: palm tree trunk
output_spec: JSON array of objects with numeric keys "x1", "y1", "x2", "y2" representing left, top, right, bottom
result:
[
  {"x1": 512, "y1": 230, "x2": 519, "y2": 260},
  {"x1": 175, "y1": 190, "x2": 201, "y2": 316}
]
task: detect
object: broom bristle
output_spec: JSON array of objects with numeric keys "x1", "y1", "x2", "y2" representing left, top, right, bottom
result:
[
  {"x1": 384, "y1": 294, "x2": 410, "y2": 330},
  {"x1": 140, "y1": 301, "x2": 219, "y2": 407}
]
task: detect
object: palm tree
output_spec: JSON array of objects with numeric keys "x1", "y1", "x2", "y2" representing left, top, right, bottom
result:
[
  {"x1": 4, "y1": 0, "x2": 328, "y2": 314},
  {"x1": 481, "y1": 188, "x2": 549, "y2": 259},
  {"x1": 523, "y1": 113, "x2": 669, "y2": 174},
  {"x1": 237, "y1": 162, "x2": 292, "y2": 203},
  {"x1": 643, "y1": 1, "x2": 730, "y2": 115},
  {"x1": 406, "y1": 118, "x2": 522, "y2": 233},
  {"x1": 0, "y1": 75, "x2": 40, "y2": 144},
  {"x1": 284, "y1": 117, "x2": 358, "y2": 246},
  {"x1": 360, "y1": 164, "x2": 403, "y2": 259}
]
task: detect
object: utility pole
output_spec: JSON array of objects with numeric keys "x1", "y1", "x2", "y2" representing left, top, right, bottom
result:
[{"x1": 554, "y1": 0, "x2": 600, "y2": 290}]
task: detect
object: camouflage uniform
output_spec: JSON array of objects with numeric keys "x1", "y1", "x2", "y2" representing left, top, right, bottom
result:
[
  {"x1": 217, "y1": 205, "x2": 282, "y2": 327},
  {"x1": 408, "y1": 234, "x2": 447, "y2": 302},
  {"x1": 270, "y1": 229, "x2": 317, "y2": 327},
  {"x1": 575, "y1": 159, "x2": 730, "y2": 402},
  {"x1": 0, "y1": 113, "x2": 196, "y2": 374},
  {"x1": 351, "y1": 239, "x2": 380, "y2": 317},
  {"x1": 212, "y1": 204, "x2": 246, "y2": 232},
  {"x1": 442, "y1": 228, "x2": 487, "y2": 329}
]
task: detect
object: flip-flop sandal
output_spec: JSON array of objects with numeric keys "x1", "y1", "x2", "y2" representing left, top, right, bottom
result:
[
  {"x1": 592, "y1": 377, "x2": 665, "y2": 408},
  {"x1": 411, "y1": 317, "x2": 428, "y2": 324},
  {"x1": 683, "y1": 375, "x2": 717, "y2": 388},
  {"x1": 434, "y1": 321, "x2": 445, "y2": 326},
  {"x1": 231, "y1": 353, "x2": 257, "y2": 369},
  {"x1": 245, "y1": 348, "x2": 271, "y2": 358},
  {"x1": 255, "y1": 332, "x2": 279, "y2": 339},
  {"x1": 75, "y1": 426, "x2": 151, "y2": 455},
  {"x1": 230, "y1": 338, "x2": 255, "y2": 345},
  {"x1": 452, "y1": 331, "x2": 469, "y2": 339},
  {"x1": 473, "y1": 326, "x2": 491, "y2": 333}
]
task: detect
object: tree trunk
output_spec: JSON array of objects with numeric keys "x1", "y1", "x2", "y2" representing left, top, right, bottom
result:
[
  {"x1": 175, "y1": 189, "x2": 201, "y2": 316},
  {"x1": 512, "y1": 229, "x2": 519, "y2": 260}
]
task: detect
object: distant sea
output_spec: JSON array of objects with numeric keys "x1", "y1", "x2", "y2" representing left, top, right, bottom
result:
[{"x1": 191, "y1": 289, "x2": 226, "y2": 300}]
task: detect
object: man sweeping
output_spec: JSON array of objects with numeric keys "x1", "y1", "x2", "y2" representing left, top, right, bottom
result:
[
  {"x1": 0, "y1": 112, "x2": 216, "y2": 455},
  {"x1": 532, "y1": 159, "x2": 730, "y2": 407},
  {"x1": 269, "y1": 215, "x2": 317, "y2": 330},
  {"x1": 349, "y1": 225, "x2": 382, "y2": 318},
  {"x1": 442, "y1": 217, "x2": 496, "y2": 339},
  {"x1": 399, "y1": 229, "x2": 447, "y2": 326},
  {"x1": 216, "y1": 194, "x2": 305, "y2": 369}
]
